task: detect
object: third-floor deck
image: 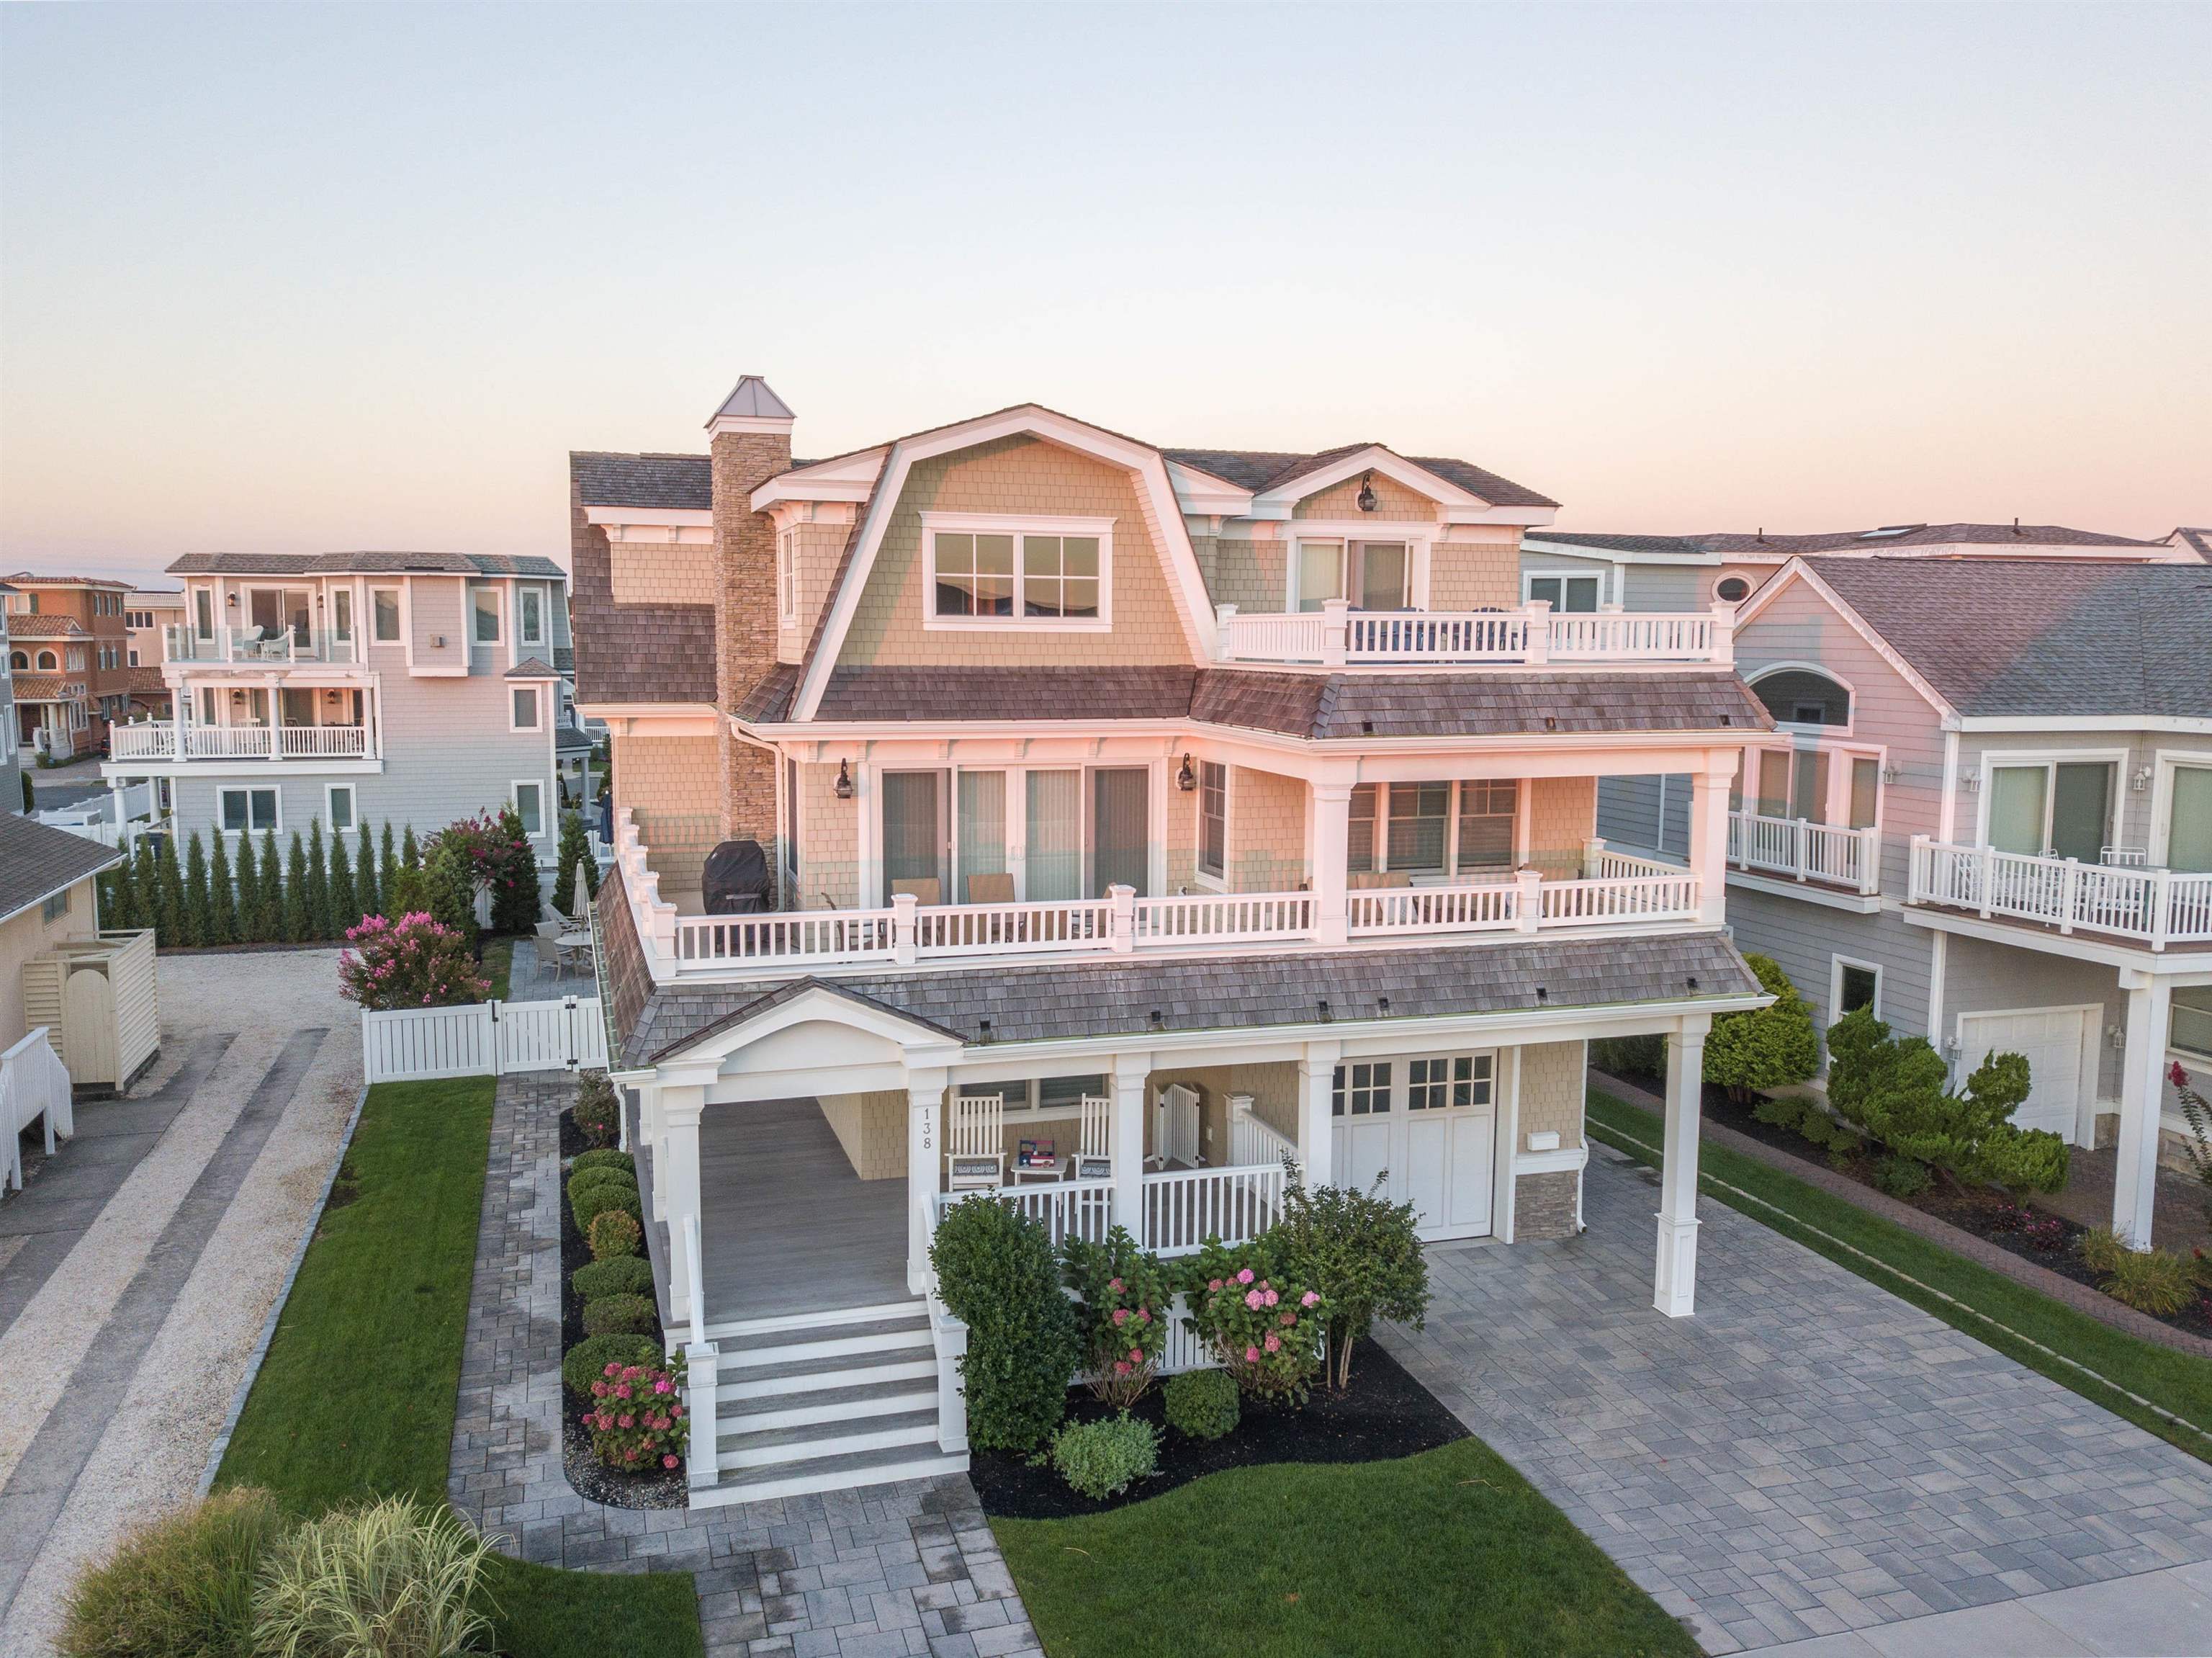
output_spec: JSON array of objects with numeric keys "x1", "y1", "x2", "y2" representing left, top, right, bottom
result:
[{"x1": 1213, "y1": 599, "x2": 1734, "y2": 669}]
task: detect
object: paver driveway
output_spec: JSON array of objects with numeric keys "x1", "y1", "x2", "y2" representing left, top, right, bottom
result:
[{"x1": 1380, "y1": 1142, "x2": 2212, "y2": 1656}]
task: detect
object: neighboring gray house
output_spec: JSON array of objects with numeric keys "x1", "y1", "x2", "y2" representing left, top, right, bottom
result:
[
  {"x1": 101, "y1": 552, "x2": 577, "y2": 867},
  {"x1": 0, "y1": 581, "x2": 22, "y2": 813},
  {"x1": 1724, "y1": 556, "x2": 2212, "y2": 1252},
  {"x1": 1545, "y1": 524, "x2": 2206, "y2": 859}
]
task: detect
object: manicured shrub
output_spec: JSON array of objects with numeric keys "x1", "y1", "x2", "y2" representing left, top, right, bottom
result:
[
  {"x1": 1706, "y1": 953, "x2": 1820, "y2": 1101},
  {"x1": 253, "y1": 828, "x2": 284, "y2": 942},
  {"x1": 570, "y1": 1178, "x2": 642, "y2": 1235},
  {"x1": 571, "y1": 1254, "x2": 655, "y2": 1302},
  {"x1": 230, "y1": 831, "x2": 261, "y2": 941},
  {"x1": 2079, "y1": 1226, "x2": 2127, "y2": 1276},
  {"x1": 489, "y1": 804, "x2": 542, "y2": 934},
  {"x1": 1589, "y1": 1034, "x2": 1665, "y2": 1080},
  {"x1": 930, "y1": 1196, "x2": 1079, "y2": 1452},
  {"x1": 1050, "y1": 1412, "x2": 1158, "y2": 1502},
  {"x1": 2103, "y1": 1248, "x2": 2199, "y2": 1316},
  {"x1": 182, "y1": 830, "x2": 212, "y2": 946},
  {"x1": 1872, "y1": 1156, "x2": 1931, "y2": 1199},
  {"x1": 59, "y1": 1486, "x2": 283, "y2": 1658},
  {"x1": 208, "y1": 828, "x2": 237, "y2": 946},
  {"x1": 1274, "y1": 1173, "x2": 1429, "y2": 1392},
  {"x1": 562, "y1": 1332, "x2": 660, "y2": 1397},
  {"x1": 570, "y1": 1148, "x2": 635, "y2": 1178},
  {"x1": 1794, "y1": 1108, "x2": 1839, "y2": 1149},
  {"x1": 567, "y1": 1166, "x2": 638, "y2": 1203},
  {"x1": 555, "y1": 810, "x2": 599, "y2": 920},
  {"x1": 282, "y1": 831, "x2": 311, "y2": 941},
  {"x1": 572, "y1": 1070, "x2": 622, "y2": 1148},
  {"x1": 251, "y1": 1494, "x2": 493, "y2": 1658},
  {"x1": 104, "y1": 846, "x2": 143, "y2": 932},
  {"x1": 1062, "y1": 1226, "x2": 1171, "y2": 1408},
  {"x1": 336, "y1": 913, "x2": 487, "y2": 1011},
  {"x1": 155, "y1": 831, "x2": 187, "y2": 946},
  {"x1": 304, "y1": 820, "x2": 333, "y2": 940},
  {"x1": 587, "y1": 1208, "x2": 642, "y2": 1260},
  {"x1": 582, "y1": 1293, "x2": 659, "y2": 1338},
  {"x1": 1827, "y1": 1008, "x2": 2067, "y2": 1193},
  {"x1": 1751, "y1": 1094, "x2": 1807, "y2": 1133},
  {"x1": 354, "y1": 820, "x2": 380, "y2": 922},
  {"x1": 580, "y1": 1353, "x2": 688, "y2": 1475},
  {"x1": 328, "y1": 828, "x2": 357, "y2": 935},
  {"x1": 1162, "y1": 1367, "x2": 1241, "y2": 1441},
  {"x1": 2173, "y1": 1062, "x2": 2212, "y2": 1227},
  {"x1": 1184, "y1": 1239, "x2": 1325, "y2": 1403},
  {"x1": 1827, "y1": 1138, "x2": 1864, "y2": 1172}
]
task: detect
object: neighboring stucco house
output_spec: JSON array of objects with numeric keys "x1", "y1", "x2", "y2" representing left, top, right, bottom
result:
[
  {"x1": 0, "y1": 581, "x2": 22, "y2": 812},
  {"x1": 1722, "y1": 556, "x2": 2211, "y2": 1254},
  {"x1": 1, "y1": 573, "x2": 142, "y2": 758},
  {"x1": 573, "y1": 375, "x2": 1774, "y2": 1507},
  {"x1": 100, "y1": 552, "x2": 576, "y2": 869}
]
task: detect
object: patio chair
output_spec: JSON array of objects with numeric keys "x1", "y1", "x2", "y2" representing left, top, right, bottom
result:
[
  {"x1": 1348, "y1": 869, "x2": 1412, "y2": 890},
  {"x1": 1074, "y1": 1093, "x2": 1112, "y2": 1180},
  {"x1": 2101, "y1": 846, "x2": 2150, "y2": 867},
  {"x1": 966, "y1": 871, "x2": 1015, "y2": 905},
  {"x1": 945, "y1": 1092, "x2": 1004, "y2": 1191},
  {"x1": 891, "y1": 877, "x2": 943, "y2": 907},
  {"x1": 534, "y1": 918, "x2": 567, "y2": 980}
]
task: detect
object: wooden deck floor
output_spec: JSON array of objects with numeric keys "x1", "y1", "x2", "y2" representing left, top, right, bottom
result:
[{"x1": 699, "y1": 1098, "x2": 912, "y2": 1325}]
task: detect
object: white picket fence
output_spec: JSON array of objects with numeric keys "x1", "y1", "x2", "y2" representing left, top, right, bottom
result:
[{"x1": 361, "y1": 995, "x2": 608, "y2": 1083}]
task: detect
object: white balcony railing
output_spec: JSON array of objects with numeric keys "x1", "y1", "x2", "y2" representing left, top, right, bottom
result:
[
  {"x1": 1215, "y1": 598, "x2": 1734, "y2": 668},
  {"x1": 105, "y1": 722, "x2": 374, "y2": 763},
  {"x1": 163, "y1": 624, "x2": 362, "y2": 666},
  {"x1": 1908, "y1": 835, "x2": 2212, "y2": 951},
  {"x1": 932, "y1": 1162, "x2": 1285, "y2": 1259},
  {"x1": 1728, "y1": 810, "x2": 1881, "y2": 895}
]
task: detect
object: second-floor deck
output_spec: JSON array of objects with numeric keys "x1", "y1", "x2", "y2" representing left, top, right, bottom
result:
[
  {"x1": 109, "y1": 720, "x2": 374, "y2": 762},
  {"x1": 611, "y1": 810, "x2": 1707, "y2": 984},
  {"x1": 1214, "y1": 599, "x2": 1734, "y2": 668},
  {"x1": 164, "y1": 624, "x2": 369, "y2": 668},
  {"x1": 1727, "y1": 809, "x2": 1881, "y2": 895},
  {"x1": 1907, "y1": 835, "x2": 2212, "y2": 951}
]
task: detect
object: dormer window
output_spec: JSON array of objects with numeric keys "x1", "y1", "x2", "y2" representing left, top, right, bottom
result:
[{"x1": 922, "y1": 514, "x2": 1111, "y2": 629}]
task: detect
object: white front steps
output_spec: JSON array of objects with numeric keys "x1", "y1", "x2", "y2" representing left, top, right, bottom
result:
[{"x1": 691, "y1": 1299, "x2": 966, "y2": 1509}]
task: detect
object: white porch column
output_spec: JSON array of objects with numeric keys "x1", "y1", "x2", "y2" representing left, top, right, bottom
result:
[
  {"x1": 907, "y1": 1070, "x2": 946, "y2": 1294},
  {"x1": 1654, "y1": 1014, "x2": 1709, "y2": 1317},
  {"x1": 1296, "y1": 1049, "x2": 1337, "y2": 1190},
  {"x1": 1308, "y1": 781, "x2": 1353, "y2": 946},
  {"x1": 1110, "y1": 1059, "x2": 1149, "y2": 1245},
  {"x1": 660, "y1": 1084, "x2": 706, "y2": 1332},
  {"x1": 2113, "y1": 971, "x2": 2172, "y2": 1250},
  {"x1": 1686, "y1": 761, "x2": 1735, "y2": 926}
]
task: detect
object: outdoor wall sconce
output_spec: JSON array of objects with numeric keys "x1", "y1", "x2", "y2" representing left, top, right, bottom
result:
[
  {"x1": 1882, "y1": 763, "x2": 1902, "y2": 785},
  {"x1": 833, "y1": 759, "x2": 853, "y2": 799},
  {"x1": 1960, "y1": 768, "x2": 1980, "y2": 792},
  {"x1": 1176, "y1": 755, "x2": 1197, "y2": 792},
  {"x1": 2132, "y1": 766, "x2": 2154, "y2": 792},
  {"x1": 1355, "y1": 472, "x2": 1378, "y2": 513}
]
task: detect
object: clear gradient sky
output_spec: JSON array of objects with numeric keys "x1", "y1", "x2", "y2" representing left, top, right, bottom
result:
[{"x1": 3, "y1": 2, "x2": 2206, "y2": 586}]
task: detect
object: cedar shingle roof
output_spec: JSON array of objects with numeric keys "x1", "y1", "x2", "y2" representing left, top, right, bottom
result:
[
  {"x1": 609, "y1": 914, "x2": 1761, "y2": 1066},
  {"x1": 572, "y1": 452, "x2": 714, "y2": 511},
  {"x1": 568, "y1": 457, "x2": 717, "y2": 707},
  {"x1": 1162, "y1": 446, "x2": 1557, "y2": 508},
  {"x1": 1532, "y1": 524, "x2": 2166, "y2": 557},
  {"x1": 0, "y1": 812, "x2": 122, "y2": 925},
  {"x1": 166, "y1": 551, "x2": 567, "y2": 577},
  {"x1": 1800, "y1": 557, "x2": 2212, "y2": 720}
]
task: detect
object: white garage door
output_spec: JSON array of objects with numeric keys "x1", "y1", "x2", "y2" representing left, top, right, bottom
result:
[
  {"x1": 1954, "y1": 1007, "x2": 2092, "y2": 1142},
  {"x1": 1329, "y1": 1054, "x2": 1496, "y2": 1240}
]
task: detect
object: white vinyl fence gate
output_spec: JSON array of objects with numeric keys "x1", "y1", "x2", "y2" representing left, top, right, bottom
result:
[{"x1": 362, "y1": 997, "x2": 609, "y2": 1083}]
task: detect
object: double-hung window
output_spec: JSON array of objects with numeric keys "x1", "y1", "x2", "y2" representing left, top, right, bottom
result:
[
  {"x1": 326, "y1": 784, "x2": 356, "y2": 833},
  {"x1": 372, "y1": 588, "x2": 401, "y2": 643},
  {"x1": 518, "y1": 588, "x2": 544, "y2": 647},
  {"x1": 511, "y1": 686, "x2": 542, "y2": 732},
  {"x1": 220, "y1": 786, "x2": 280, "y2": 836},
  {"x1": 472, "y1": 586, "x2": 502, "y2": 645},
  {"x1": 1197, "y1": 762, "x2": 1227, "y2": 882},
  {"x1": 924, "y1": 516, "x2": 1111, "y2": 627},
  {"x1": 513, "y1": 780, "x2": 544, "y2": 838},
  {"x1": 1526, "y1": 573, "x2": 1602, "y2": 612}
]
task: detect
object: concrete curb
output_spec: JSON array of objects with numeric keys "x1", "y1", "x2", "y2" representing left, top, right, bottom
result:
[{"x1": 197, "y1": 1079, "x2": 372, "y2": 1497}]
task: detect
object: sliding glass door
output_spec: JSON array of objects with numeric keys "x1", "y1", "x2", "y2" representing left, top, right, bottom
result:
[
  {"x1": 1091, "y1": 768, "x2": 1150, "y2": 897},
  {"x1": 881, "y1": 771, "x2": 944, "y2": 901},
  {"x1": 1989, "y1": 762, "x2": 2112, "y2": 861},
  {"x1": 1025, "y1": 771, "x2": 1082, "y2": 901},
  {"x1": 956, "y1": 771, "x2": 1007, "y2": 902}
]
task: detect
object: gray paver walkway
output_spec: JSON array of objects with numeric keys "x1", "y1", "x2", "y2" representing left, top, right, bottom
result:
[
  {"x1": 450, "y1": 1072, "x2": 1043, "y2": 1658},
  {"x1": 1380, "y1": 1142, "x2": 2212, "y2": 1657}
]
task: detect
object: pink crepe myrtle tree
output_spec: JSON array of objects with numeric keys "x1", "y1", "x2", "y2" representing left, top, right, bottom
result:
[{"x1": 336, "y1": 912, "x2": 489, "y2": 1011}]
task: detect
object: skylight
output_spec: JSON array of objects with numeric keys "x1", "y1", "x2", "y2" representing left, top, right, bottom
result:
[{"x1": 1858, "y1": 524, "x2": 1925, "y2": 539}]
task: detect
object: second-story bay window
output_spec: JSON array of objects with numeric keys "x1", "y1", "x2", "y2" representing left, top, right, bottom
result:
[{"x1": 923, "y1": 515, "x2": 1111, "y2": 627}]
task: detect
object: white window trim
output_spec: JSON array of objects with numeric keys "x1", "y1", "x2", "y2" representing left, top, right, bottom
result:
[
  {"x1": 1195, "y1": 759, "x2": 1229, "y2": 890},
  {"x1": 1971, "y1": 747, "x2": 2129, "y2": 855},
  {"x1": 324, "y1": 782, "x2": 357, "y2": 835},
  {"x1": 511, "y1": 779, "x2": 547, "y2": 839},
  {"x1": 1287, "y1": 528, "x2": 1433, "y2": 613},
  {"x1": 2147, "y1": 748, "x2": 2212, "y2": 869},
  {"x1": 1745, "y1": 660, "x2": 1857, "y2": 736},
  {"x1": 778, "y1": 529, "x2": 799, "y2": 624},
  {"x1": 1352, "y1": 779, "x2": 1523, "y2": 881},
  {"x1": 509, "y1": 684, "x2": 544, "y2": 733},
  {"x1": 518, "y1": 585, "x2": 545, "y2": 647},
  {"x1": 1829, "y1": 954, "x2": 1884, "y2": 1023},
  {"x1": 471, "y1": 584, "x2": 504, "y2": 647},
  {"x1": 918, "y1": 511, "x2": 1115, "y2": 632},
  {"x1": 1521, "y1": 568, "x2": 1608, "y2": 612},
  {"x1": 370, "y1": 586, "x2": 403, "y2": 645},
  {"x1": 218, "y1": 784, "x2": 282, "y2": 838}
]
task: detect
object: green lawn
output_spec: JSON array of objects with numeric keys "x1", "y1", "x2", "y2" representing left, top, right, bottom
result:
[
  {"x1": 218, "y1": 1076, "x2": 701, "y2": 1656},
  {"x1": 996, "y1": 1438, "x2": 1696, "y2": 1658},
  {"x1": 482, "y1": 936, "x2": 515, "y2": 1000},
  {"x1": 1587, "y1": 1088, "x2": 2212, "y2": 1465}
]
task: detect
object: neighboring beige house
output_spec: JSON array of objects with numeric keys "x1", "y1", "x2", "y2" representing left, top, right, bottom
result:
[
  {"x1": 0, "y1": 811, "x2": 122, "y2": 1052},
  {"x1": 574, "y1": 376, "x2": 1775, "y2": 1507}
]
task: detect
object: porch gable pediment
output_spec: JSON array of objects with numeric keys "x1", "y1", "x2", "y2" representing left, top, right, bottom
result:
[{"x1": 641, "y1": 978, "x2": 963, "y2": 1072}]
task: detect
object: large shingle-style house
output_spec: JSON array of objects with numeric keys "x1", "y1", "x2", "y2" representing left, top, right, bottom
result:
[
  {"x1": 99, "y1": 552, "x2": 577, "y2": 866},
  {"x1": 574, "y1": 377, "x2": 1774, "y2": 1507},
  {"x1": 1722, "y1": 556, "x2": 2212, "y2": 1252}
]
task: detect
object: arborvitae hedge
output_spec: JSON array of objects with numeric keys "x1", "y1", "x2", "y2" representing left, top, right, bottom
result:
[
  {"x1": 209, "y1": 830, "x2": 237, "y2": 945},
  {"x1": 182, "y1": 831, "x2": 213, "y2": 947}
]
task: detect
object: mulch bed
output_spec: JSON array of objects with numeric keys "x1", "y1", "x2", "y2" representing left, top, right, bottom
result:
[
  {"x1": 970, "y1": 1342, "x2": 1467, "y2": 1520},
  {"x1": 557, "y1": 1106, "x2": 686, "y2": 1510},
  {"x1": 1598, "y1": 1067, "x2": 2212, "y2": 1342}
]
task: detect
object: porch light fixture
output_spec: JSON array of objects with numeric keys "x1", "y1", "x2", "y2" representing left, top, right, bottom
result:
[
  {"x1": 2132, "y1": 766, "x2": 2153, "y2": 792},
  {"x1": 1882, "y1": 764, "x2": 1902, "y2": 785},
  {"x1": 1176, "y1": 755, "x2": 1197, "y2": 792},
  {"x1": 1961, "y1": 768, "x2": 1980, "y2": 793},
  {"x1": 833, "y1": 759, "x2": 853, "y2": 799},
  {"x1": 1355, "y1": 472, "x2": 1378, "y2": 513}
]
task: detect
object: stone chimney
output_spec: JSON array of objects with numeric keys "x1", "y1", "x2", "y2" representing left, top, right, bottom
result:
[{"x1": 706, "y1": 375, "x2": 795, "y2": 845}]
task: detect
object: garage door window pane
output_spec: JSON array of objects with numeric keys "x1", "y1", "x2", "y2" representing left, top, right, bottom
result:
[{"x1": 1331, "y1": 1062, "x2": 1391, "y2": 1117}]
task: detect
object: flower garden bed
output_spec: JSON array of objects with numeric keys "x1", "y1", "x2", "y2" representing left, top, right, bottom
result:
[
  {"x1": 557, "y1": 1103, "x2": 686, "y2": 1509},
  {"x1": 1598, "y1": 1066, "x2": 2212, "y2": 1342},
  {"x1": 971, "y1": 1341, "x2": 1465, "y2": 1520}
]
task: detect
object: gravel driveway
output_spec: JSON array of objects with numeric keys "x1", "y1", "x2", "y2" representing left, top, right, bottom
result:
[{"x1": 0, "y1": 951, "x2": 361, "y2": 1656}]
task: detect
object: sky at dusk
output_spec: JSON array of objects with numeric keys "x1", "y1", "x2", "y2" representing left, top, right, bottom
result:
[{"x1": 2, "y1": 2, "x2": 2206, "y2": 587}]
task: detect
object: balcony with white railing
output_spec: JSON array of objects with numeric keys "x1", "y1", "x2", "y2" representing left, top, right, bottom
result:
[
  {"x1": 106, "y1": 720, "x2": 375, "y2": 764},
  {"x1": 930, "y1": 1161, "x2": 1286, "y2": 1259},
  {"x1": 609, "y1": 809, "x2": 1708, "y2": 985},
  {"x1": 163, "y1": 624, "x2": 365, "y2": 668},
  {"x1": 1214, "y1": 598, "x2": 1735, "y2": 669},
  {"x1": 1728, "y1": 810, "x2": 1881, "y2": 895},
  {"x1": 1907, "y1": 836, "x2": 2212, "y2": 951}
]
